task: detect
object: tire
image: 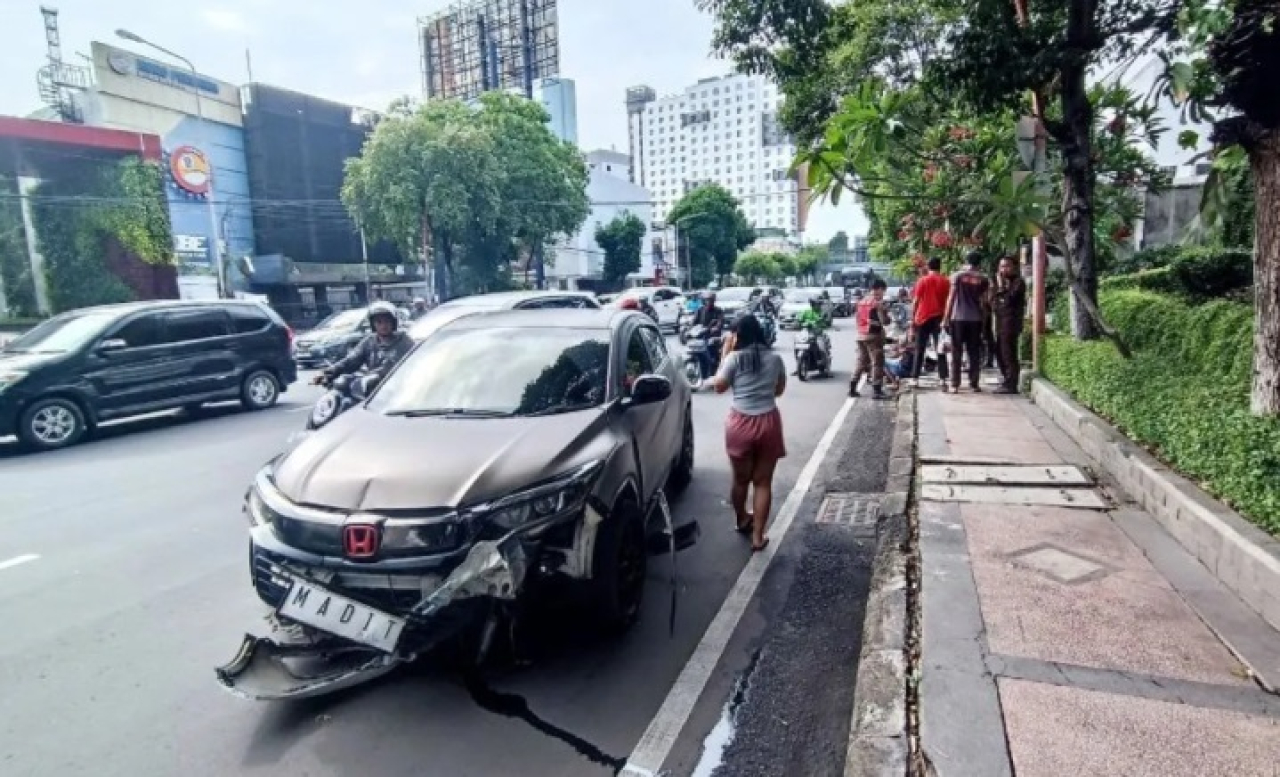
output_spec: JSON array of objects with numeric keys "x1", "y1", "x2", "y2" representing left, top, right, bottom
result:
[
  {"x1": 240, "y1": 369, "x2": 281, "y2": 411},
  {"x1": 589, "y1": 500, "x2": 648, "y2": 634},
  {"x1": 19, "y1": 397, "x2": 87, "y2": 451},
  {"x1": 667, "y1": 410, "x2": 694, "y2": 496},
  {"x1": 796, "y1": 353, "x2": 809, "y2": 382}
]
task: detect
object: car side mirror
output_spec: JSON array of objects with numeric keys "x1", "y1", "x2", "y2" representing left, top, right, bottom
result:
[
  {"x1": 97, "y1": 338, "x2": 128, "y2": 353},
  {"x1": 626, "y1": 374, "x2": 672, "y2": 407}
]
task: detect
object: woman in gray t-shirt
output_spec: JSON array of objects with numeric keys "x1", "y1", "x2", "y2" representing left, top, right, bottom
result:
[{"x1": 708, "y1": 313, "x2": 787, "y2": 551}]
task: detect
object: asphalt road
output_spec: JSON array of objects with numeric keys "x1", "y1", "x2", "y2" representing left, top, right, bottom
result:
[{"x1": 0, "y1": 322, "x2": 881, "y2": 777}]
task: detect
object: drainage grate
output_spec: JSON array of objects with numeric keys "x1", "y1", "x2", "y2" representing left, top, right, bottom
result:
[{"x1": 816, "y1": 492, "x2": 882, "y2": 526}]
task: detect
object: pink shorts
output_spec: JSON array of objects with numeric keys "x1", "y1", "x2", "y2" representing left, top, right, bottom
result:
[{"x1": 725, "y1": 407, "x2": 787, "y2": 461}]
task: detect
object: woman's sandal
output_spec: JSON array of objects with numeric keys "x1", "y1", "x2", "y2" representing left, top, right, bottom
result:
[{"x1": 751, "y1": 537, "x2": 770, "y2": 553}]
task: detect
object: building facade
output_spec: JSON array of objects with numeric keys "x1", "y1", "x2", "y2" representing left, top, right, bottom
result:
[
  {"x1": 239, "y1": 84, "x2": 414, "y2": 321},
  {"x1": 548, "y1": 165, "x2": 662, "y2": 289},
  {"x1": 625, "y1": 74, "x2": 804, "y2": 237},
  {"x1": 77, "y1": 41, "x2": 255, "y2": 299},
  {"x1": 419, "y1": 0, "x2": 561, "y2": 102},
  {"x1": 535, "y1": 77, "x2": 577, "y2": 145},
  {"x1": 586, "y1": 148, "x2": 631, "y2": 182}
]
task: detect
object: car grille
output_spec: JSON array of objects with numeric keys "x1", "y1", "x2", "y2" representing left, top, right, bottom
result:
[{"x1": 252, "y1": 545, "x2": 440, "y2": 612}]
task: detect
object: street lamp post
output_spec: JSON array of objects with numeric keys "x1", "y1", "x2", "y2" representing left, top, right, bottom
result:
[
  {"x1": 670, "y1": 212, "x2": 712, "y2": 291},
  {"x1": 116, "y1": 29, "x2": 227, "y2": 299}
]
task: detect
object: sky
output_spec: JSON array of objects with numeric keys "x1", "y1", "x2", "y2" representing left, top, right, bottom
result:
[{"x1": 0, "y1": 0, "x2": 867, "y2": 242}]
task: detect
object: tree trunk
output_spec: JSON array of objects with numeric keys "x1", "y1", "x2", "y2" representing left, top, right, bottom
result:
[
  {"x1": 1250, "y1": 128, "x2": 1280, "y2": 416},
  {"x1": 1059, "y1": 0, "x2": 1101, "y2": 341}
]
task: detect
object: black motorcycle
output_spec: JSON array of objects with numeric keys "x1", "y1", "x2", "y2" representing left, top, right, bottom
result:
[
  {"x1": 682, "y1": 324, "x2": 723, "y2": 385},
  {"x1": 307, "y1": 372, "x2": 379, "y2": 430},
  {"x1": 793, "y1": 325, "x2": 832, "y2": 381}
]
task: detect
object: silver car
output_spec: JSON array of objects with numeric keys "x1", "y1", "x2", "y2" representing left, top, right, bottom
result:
[{"x1": 217, "y1": 308, "x2": 697, "y2": 701}]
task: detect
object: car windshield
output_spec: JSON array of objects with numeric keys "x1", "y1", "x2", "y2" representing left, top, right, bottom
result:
[
  {"x1": 783, "y1": 289, "x2": 811, "y2": 303},
  {"x1": 717, "y1": 288, "x2": 752, "y2": 302},
  {"x1": 3, "y1": 310, "x2": 120, "y2": 353},
  {"x1": 369, "y1": 326, "x2": 611, "y2": 418},
  {"x1": 314, "y1": 309, "x2": 366, "y2": 332}
]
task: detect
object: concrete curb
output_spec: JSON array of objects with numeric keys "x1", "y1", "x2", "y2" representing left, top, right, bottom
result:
[
  {"x1": 1031, "y1": 378, "x2": 1280, "y2": 633},
  {"x1": 844, "y1": 393, "x2": 914, "y2": 777}
]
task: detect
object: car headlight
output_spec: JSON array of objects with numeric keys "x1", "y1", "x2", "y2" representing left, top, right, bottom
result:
[
  {"x1": 480, "y1": 461, "x2": 603, "y2": 532},
  {"x1": 0, "y1": 371, "x2": 28, "y2": 394},
  {"x1": 246, "y1": 477, "x2": 283, "y2": 528}
]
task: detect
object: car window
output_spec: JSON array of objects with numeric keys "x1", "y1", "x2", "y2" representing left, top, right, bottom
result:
[
  {"x1": 623, "y1": 330, "x2": 654, "y2": 395},
  {"x1": 653, "y1": 289, "x2": 674, "y2": 302},
  {"x1": 162, "y1": 309, "x2": 230, "y2": 343},
  {"x1": 639, "y1": 326, "x2": 668, "y2": 366},
  {"x1": 6, "y1": 309, "x2": 120, "y2": 353},
  {"x1": 228, "y1": 305, "x2": 271, "y2": 334},
  {"x1": 108, "y1": 314, "x2": 164, "y2": 349},
  {"x1": 368, "y1": 327, "x2": 611, "y2": 418}
]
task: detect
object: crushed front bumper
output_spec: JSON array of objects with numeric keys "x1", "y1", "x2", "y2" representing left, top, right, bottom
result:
[{"x1": 217, "y1": 531, "x2": 533, "y2": 701}]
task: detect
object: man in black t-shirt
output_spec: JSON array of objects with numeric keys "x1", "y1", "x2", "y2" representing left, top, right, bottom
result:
[{"x1": 942, "y1": 251, "x2": 991, "y2": 393}]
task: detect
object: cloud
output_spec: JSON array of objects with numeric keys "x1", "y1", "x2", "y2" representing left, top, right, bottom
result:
[{"x1": 201, "y1": 8, "x2": 251, "y2": 34}]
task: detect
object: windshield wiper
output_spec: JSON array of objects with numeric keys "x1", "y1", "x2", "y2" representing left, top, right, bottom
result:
[
  {"x1": 522, "y1": 402, "x2": 599, "y2": 418},
  {"x1": 386, "y1": 408, "x2": 514, "y2": 418}
]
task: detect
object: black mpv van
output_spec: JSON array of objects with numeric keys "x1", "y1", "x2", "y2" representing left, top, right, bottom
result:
[{"x1": 0, "y1": 300, "x2": 298, "y2": 451}]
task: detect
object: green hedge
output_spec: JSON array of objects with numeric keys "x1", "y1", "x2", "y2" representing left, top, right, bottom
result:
[
  {"x1": 1101, "y1": 246, "x2": 1253, "y2": 301},
  {"x1": 1043, "y1": 289, "x2": 1280, "y2": 535}
]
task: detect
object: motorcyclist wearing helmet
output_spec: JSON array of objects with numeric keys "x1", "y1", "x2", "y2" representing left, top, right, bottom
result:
[
  {"x1": 691, "y1": 290, "x2": 725, "y2": 333},
  {"x1": 409, "y1": 297, "x2": 429, "y2": 321},
  {"x1": 796, "y1": 296, "x2": 829, "y2": 334},
  {"x1": 312, "y1": 301, "x2": 414, "y2": 385}
]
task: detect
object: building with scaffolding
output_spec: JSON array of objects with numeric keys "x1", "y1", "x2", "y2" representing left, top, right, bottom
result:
[{"x1": 419, "y1": 0, "x2": 561, "y2": 101}]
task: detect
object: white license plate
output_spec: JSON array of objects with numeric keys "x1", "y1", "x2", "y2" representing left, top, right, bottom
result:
[{"x1": 278, "y1": 578, "x2": 406, "y2": 653}]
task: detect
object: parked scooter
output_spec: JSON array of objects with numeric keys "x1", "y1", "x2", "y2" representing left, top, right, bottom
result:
[
  {"x1": 307, "y1": 372, "x2": 379, "y2": 430},
  {"x1": 682, "y1": 325, "x2": 723, "y2": 385},
  {"x1": 793, "y1": 324, "x2": 832, "y2": 381}
]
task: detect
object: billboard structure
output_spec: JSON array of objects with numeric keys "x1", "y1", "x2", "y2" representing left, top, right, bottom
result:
[{"x1": 419, "y1": 0, "x2": 560, "y2": 101}]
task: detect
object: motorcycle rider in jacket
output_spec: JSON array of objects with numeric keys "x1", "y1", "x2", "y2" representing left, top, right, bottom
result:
[{"x1": 312, "y1": 301, "x2": 414, "y2": 385}]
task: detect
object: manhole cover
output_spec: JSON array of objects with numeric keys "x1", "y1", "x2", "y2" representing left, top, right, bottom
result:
[
  {"x1": 1008, "y1": 543, "x2": 1114, "y2": 585},
  {"x1": 816, "y1": 493, "x2": 881, "y2": 526}
]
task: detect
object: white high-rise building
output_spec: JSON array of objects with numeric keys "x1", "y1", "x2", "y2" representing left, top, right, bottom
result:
[{"x1": 626, "y1": 74, "x2": 804, "y2": 237}]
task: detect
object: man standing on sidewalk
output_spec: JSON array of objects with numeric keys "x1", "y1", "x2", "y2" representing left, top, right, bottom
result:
[
  {"x1": 851, "y1": 279, "x2": 892, "y2": 399},
  {"x1": 992, "y1": 255, "x2": 1027, "y2": 394},
  {"x1": 909, "y1": 256, "x2": 950, "y2": 386},
  {"x1": 942, "y1": 251, "x2": 991, "y2": 393}
]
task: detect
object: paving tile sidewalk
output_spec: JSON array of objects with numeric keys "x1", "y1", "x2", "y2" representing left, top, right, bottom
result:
[{"x1": 915, "y1": 387, "x2": 1280, "y2": 777}]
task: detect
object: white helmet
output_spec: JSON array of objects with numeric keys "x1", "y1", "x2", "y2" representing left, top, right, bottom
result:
[{"x1": 367, "y1": 301, "x2": 399, "y2": 329}]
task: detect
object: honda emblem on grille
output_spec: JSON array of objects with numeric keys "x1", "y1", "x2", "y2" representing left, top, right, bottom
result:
[{"x1": 343, "y1": 524, "x2": 380, "y2": 558}]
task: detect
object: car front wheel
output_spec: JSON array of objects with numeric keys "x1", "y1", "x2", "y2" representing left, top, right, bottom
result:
[
  {"x1": 667, "y1": 410, "x2": 694, "y2": 495},
  {"x1": 589, "y1": 500, "x2": 648, "y2": 634},
  {"x1": 19, "y1": 397, "x2": 87, "y2": 451}
]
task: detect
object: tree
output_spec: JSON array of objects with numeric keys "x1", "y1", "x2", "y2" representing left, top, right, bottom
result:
[
  {"x1": 1160, "y1": 0, "x2": 1280, "y2": 415},
  {"x1": 667, "y1": 184, "x2": 755, "y2": 287},
  {"x1": 595, "y1": 212, "x2": 646, "y2": 290},
  {"x1": 343, "y1": 94, "x2": 588, "y2": 301},
  {"x1": 794, "y1": 244, "x2": 828, "y2": 282},
  {"x1": 827, "y1": 231, "x2": 849, "y2": 260},
  {"x1": 734, "y1": 251, "x2": 781, "y2": 282}
]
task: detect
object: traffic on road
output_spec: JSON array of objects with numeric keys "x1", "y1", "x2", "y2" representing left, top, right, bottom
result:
[{"x1": 0, "y1": 288, "x2": 892, "y2": 777}]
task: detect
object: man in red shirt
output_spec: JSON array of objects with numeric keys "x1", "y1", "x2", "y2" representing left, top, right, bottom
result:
[{"x1": 910, "y1": 257, "x2": 951, "y2": 385}]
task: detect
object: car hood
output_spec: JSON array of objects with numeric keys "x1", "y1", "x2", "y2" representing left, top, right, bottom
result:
[
  {"x1": 272, "y1": 406, "x2": 615, "y2": 511},
  {"x1": 0, "y1": 350, "x2": 67, "y2": 372},
  {"x1": 780, "y1": 302, "x2": 808, "y2": 315}
]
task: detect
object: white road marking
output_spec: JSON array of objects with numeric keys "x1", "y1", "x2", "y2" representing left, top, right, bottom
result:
[
  {"x1": 621, "y1": 396, "x2": 857, "y2": 776},
  {"x1": 0, "y1": 554, "x2": 40, "y2": 572}
]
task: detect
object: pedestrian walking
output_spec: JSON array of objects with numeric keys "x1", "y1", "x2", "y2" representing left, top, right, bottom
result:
[
  {"x1": 992, "y1": 255, "x2": 1028, "y2": 394},
  {"x1": 910, "y1": 257, "x2": 951, "y2": 386},
  {"x1": 709, "y1": 313, "x2": 787, "y2": 552},
  {"x1": 942, "y1": 251, "x2": 991, "y2": 393},
  {"x1": 851, "y1": 279, "x2": 893, "y2": 399}
]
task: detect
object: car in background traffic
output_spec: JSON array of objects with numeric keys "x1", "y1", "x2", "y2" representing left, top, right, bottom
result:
[
  {"x1": 409, "y1": 290, "x2": 600, "y2": 341},
  {"x1": 612, "y1": 287, "x2": 685, "y2": 331},
  {"x1": 825, "y1": 286, "x2": 852, "y2": 317},
  {"x1": 778, "y1": 288, "x2": 814, "y2": 330},
  {"x1": 294, "y1": 306, "x2": 412, "y2": 368},
  {"x1": 0, "y1": 300, "x2": 297, "y2": 451}
]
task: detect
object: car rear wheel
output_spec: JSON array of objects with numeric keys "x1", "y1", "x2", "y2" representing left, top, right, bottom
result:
[
  {"x1": 19, "y1": 397, "x2": 87, "y2": 451},
  {"x1": 589, "y1": 500, "x2": 647, "y2": 634},
  {"x1": 241, "y1": 370, "x2": 280, "y2": 411}
]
